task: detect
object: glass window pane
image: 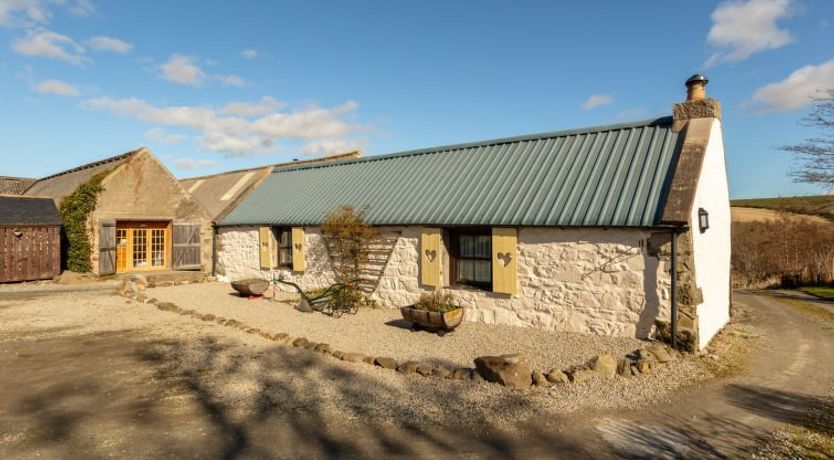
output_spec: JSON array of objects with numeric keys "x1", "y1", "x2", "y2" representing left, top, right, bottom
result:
[
  {"x1": 279, "y1": 248, "x2": 292, "y2": 265},
  {"x1": 457, "y1": 259, "x2": 491, "y2": 283},
  {"x1": 277, "y1": 229, "x2": 290, "y2": 247},
  {"x1": 458, "y1": 234, "x2": 490, "y2": 258}
]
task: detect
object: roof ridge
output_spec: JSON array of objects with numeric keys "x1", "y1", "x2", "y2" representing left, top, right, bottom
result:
[
  {"x1": 179, "y1": 151, "x2": 361, "y2": 181},
  {"x1": 271, "y1": 117, "x2": 672, "y2": 175},
  {"x1": 32, "y1": 148, "x2": 144, "y2": 183}
]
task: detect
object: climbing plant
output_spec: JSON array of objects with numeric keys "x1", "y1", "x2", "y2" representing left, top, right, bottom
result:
[
  {"x1": 59, "y1": 171, "x2": 109, "y2": 272},
  {"x1": 320, "y1": 204, "x2": 377, "y2": 285}
]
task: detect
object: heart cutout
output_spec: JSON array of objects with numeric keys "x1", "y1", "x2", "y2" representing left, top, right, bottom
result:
[
  {"x1": 294, "y1": 243, "x2": 303, "y2": 250},
  {"x1": 497, "y1": 252, "x2": 512, "y2": 267},
  {"x1": 425, "y1": 249, "x2": 437, "y2": 262}
]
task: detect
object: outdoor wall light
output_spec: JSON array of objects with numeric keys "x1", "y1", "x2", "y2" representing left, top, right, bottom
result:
[{"x1": 698, "y1": 208, "x2": 709, "y2": 233}]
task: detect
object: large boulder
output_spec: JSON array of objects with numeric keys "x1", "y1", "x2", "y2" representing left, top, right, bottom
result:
[
  {"x1": 646, "y1": 343, "x2": 672, "y2": 363},
  {"x1": 589, "y1": 354, "x2": 617, "y2": 378},
  {"x1": 474, "y1": 353, "x2": 532, "y2": 388}
]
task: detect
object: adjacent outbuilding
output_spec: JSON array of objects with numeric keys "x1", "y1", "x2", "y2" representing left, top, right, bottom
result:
[
  {"x1": 0, "y1": 195, "x2": 62, "y2": 282},
  {"x1": 216, "y1": 76, "x2": 731, "y2": 350}
]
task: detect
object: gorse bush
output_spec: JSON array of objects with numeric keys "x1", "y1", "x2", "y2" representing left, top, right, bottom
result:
[{"x1": 59, "y1": 171, "x2": 109, "y2": 272}]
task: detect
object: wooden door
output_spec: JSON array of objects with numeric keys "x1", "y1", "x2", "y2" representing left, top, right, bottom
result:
[{"x1": 115, "y1": 221, "x2": 170, "y2": 273}]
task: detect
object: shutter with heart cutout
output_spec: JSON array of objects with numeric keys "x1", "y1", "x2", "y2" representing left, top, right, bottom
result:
[
  {"x1": 420, "y1": 228, "x2": 441, "y2": 288},
  {"x1": 491, "y1": 227, "x2": 518, "y2": 295},
  {"x1": 259, "y1": 227, "x2": 272, "y2": 270},
  {"x1": 291, "y1": 227, "x2": 306, "y2": 272}
]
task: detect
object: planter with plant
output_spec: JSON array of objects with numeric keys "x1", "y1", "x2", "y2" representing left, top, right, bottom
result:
[{"x1": 400, "y1": 291, "x2": 465, "y2": 333}]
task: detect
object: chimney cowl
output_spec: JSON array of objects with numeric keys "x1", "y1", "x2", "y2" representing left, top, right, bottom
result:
[{"x1": 685, "y1": 74, "x2": 708, "y2": 101}]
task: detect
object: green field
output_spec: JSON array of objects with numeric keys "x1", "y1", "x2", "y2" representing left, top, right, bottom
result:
[
  {"x1": 798, "y1": 286, "x2": 834, "y2": 301},
  {"x1": 731, "y1": 195, "x2": 834, "y2": 220}
]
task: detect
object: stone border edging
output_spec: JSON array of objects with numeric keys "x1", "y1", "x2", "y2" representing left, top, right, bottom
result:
[{"x1": 120, "y1": 283, "x2": 684, "y2": 388}]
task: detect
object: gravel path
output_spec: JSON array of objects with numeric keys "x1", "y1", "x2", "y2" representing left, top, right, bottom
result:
[{"x1": 151, "y1": 282, "x2": 645, "y2": 372}]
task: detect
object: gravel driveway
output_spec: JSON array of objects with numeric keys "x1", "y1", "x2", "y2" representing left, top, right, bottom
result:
[
  {"x1": 0, "y1": 285, "x2": 716, "y2": 459},
  {"x1": 153, "y1": 282, "x2": 650, "y2": 372}
]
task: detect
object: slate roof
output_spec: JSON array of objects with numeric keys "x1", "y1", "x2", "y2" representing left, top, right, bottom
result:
[
  {"x1": 180, "y1": 151, "x2": 360, "y2": 222},
  {"x1": 24, "y1": 149, "x2": 140, "y2": 202},
  {"x1": 220, "y1": 117, "x2": 684, "y2": 228},
  {"x1": 0, "y1": 196, "x2": 62, "y2": 226},
  {"x1": 0, "y1": 176, "x2": 37, "y2": 195}
]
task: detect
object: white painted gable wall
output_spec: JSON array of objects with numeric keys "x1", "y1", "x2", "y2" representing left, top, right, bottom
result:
[{"x1": 690, "y1": 119, "x2": 732, "y2": 349}]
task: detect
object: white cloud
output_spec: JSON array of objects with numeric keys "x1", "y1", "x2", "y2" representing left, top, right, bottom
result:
[
  {"x1": 220, "y1": 96, "x2": 283, "y2": 117},
  {"x1": 85, "y1": 36, "x2": 132, "y2": 54},
  {"x1": 160, "y1": 54, "x2": 204, "y2": 86},
  {"x1": 82, "y1": 96, "x2": 366, "y2": 156},
  {"x1": 216, "y1": 73, "x2": 245, "y2": 86},
  {"x1": 34, "y1": 78, "x2": 78, "y2": 96},
  {"x1": 67, "y1": 0, "x2": 95, "y2": 16},
  {"x1": 0, "y1": 0, "x2": 50, "y2": 27},
  {"x1": 144, "y1": 127, "x2": 188, "y2": 144},
  {"x1": 299, "y1": 139, "x2": 364, "y2": 156},
  {"x1": 11, "y1": 28, "x2": 90, "y2": 66},
  {"x1": 241, "y1": 49, "x2": 257, "y2": 59},
  {"x1": 749, "y1": 59, "x2": 834, "y2": 113},
  {"x1": 581, "y1": 94, "x2": 613, "y2": 110},
  {"x1": 174, "y1": 157, "x2": 219, "y2": 170},
  {"x1": 706, "y1": 0, "x2": 793, "y2": 65}
]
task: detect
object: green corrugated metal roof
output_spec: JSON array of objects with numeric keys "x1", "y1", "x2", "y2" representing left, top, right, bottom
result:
[{"x1": 220, "y1": 117, "x2": 683, "y2": 228}]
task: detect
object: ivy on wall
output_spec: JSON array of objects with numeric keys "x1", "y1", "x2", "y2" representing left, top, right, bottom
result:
[{"x1": 59, "y1": 171, "x2": 109, "y2": 272}]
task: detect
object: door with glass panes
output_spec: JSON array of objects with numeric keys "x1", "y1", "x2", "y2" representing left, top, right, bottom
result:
[{"x1": 115, "y1": 221, "x2": 171, "y2": 272}]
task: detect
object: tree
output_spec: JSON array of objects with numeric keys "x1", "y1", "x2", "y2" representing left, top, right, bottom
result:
[{"x1": 782, "y1": 89, "x2": 834, "y2": 187}]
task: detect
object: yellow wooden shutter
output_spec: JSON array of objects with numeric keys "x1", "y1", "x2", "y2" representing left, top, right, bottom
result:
[
  {"x1": 259, "y1": 227, "x2": 272, "y2": 269},
  {"x1": 492, "y1": 227, "x2": 518, "y2": 294},
  {"x1": 291, "y1": 227, "x2": 306, "y2": 272},
  {"x1": 420, "y1": 228, "x2": 441, "y2": 287}
]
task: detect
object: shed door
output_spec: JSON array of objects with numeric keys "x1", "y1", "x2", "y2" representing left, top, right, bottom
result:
[
  {"x1": 99, "y1": 220, "x2": 116, "y2": 275},
  {"x1": 173, "y1": 223, "x2": 201, "y2": 271}
]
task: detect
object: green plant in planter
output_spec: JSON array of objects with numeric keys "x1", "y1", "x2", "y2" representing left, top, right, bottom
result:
[{"x1": 414, "y1": 291, "x2": 459, "y2": 314}]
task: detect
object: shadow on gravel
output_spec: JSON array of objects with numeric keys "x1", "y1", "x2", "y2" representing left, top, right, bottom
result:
[
  {"x1": 1, "y1": 332, "x2": 594, "y2": 459},
  {"x1": 725, "y1": 384, "x2": 834, "y2": 436}
]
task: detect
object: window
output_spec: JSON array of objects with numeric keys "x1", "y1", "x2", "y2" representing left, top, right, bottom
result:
[
  {"x1": 273, "y1": 227, "x2": 293, "y2": 267},
  {"x1": 448, "y1": 228, "x2": 492, "y2": 289}
]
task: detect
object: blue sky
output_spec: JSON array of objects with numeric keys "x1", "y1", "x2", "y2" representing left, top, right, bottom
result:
[{"x1": 1, "y1": 0, "x2": 833, "y2": 199}]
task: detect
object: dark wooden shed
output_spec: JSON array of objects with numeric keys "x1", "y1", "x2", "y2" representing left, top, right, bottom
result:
[{"x1": 0, "y1": 195, "x2": 62, "y2": 282}]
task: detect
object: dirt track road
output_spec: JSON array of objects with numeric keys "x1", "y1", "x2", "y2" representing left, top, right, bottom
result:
[{"x1": 0, "y1": 289, "x2": 832, "y2": 459}]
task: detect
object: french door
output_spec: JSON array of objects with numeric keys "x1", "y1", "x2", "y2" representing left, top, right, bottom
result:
[{"x1": 115, "y1": 221, "x2": 171, "y2": 273}]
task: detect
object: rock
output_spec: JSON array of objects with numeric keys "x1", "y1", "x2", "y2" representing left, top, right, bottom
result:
[
  {"x1": 473, "y1": 353, "x2": 532, "y2": 388},
  {"x1": 303, "y1": 341, "x2": 319, "y2": 350},
  {"x1": 416, "y1": 366, "x2": 434, "y2": 377},
  {"x1": 260, "y1": 332, "x2": 274, "y2": 340},
  {"x1": 127, "y1": 274, "x2": 148, "y2": 289},
  {"x1": 432, "y1": 367, "x2": 451, "y2": 379},
  {"x1": 295, "y1": 299, "x2": 314, "y2": 313},
  {"x1": 341, "y1": 352, "x2": 365, "y2": 363},
  {"x1": 363, "y1": 356, "x2": 375, "y2": 364},
  {"x1": 331, "y1": 351, "x2": 344, "y2": 360},
  {"x1": 647, "y1": 344, "x2": 672, "y2": 363},
  {"x1": 637, "y1": 348, "x2": 653, "y2": 361},
  {"x1": 397, "y1": 361, "x2": 420, "y2": 374},
  {"x1": 532, "y1": 370, "x2": 549, "y2": 387},
  {"x1": 226, "y1": 319, "x2": 241, "y2": 327},
  {"x1": 617, "y1": 358, "x2": 634, "y2": 377},
  {"x1": 451, "y1": 368, "x2": 471, "y2": 380},
  {"x1": 136, "y1": 292, "x2": 148, "y2": 302},
  {"x1": 374, "y1": 357, "x2": 398, "y2": 369},
  {"x1": 292, "y1": 337, "x2": 310, "y2": 348},
  {"x1": 636, "y1": 359, "x2": 652, "y2": 373},
  {"x1": 589, "y1": 354, "x2": 617, "y2": 378},
  {"x1": 630, "y1": 365, "x2": 639, "y2": 376},
  {"x1": 203, "y1": 314, "x2": 216, "y2": 321},
  {"x1": 274, "y1": 333, "x2": 289, "y2": 341},
  {"x1": 146, "y1": 298, "x2": 157, "y2": 304},
  {"x1": 156, "y1": 302, "x2": 178, "y2": 312},
  {"x1": 314, "y1": 343, "x2": 332, "y2": 354},
  {"x1": 546, "y1": 369, "x2": 570, "y2": 384},
  {"x1": 569, "y1": 368, "x2": 596, "y2": 384}
]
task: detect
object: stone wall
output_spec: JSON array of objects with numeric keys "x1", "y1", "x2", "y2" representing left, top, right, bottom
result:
[{"x1": 216, "y1": 226, "x2": 672, "y2": 339}]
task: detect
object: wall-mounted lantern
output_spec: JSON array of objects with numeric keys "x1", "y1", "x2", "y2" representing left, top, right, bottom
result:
[{"x1": 698, "y1": 208, "x2": 709, "y2": 233}]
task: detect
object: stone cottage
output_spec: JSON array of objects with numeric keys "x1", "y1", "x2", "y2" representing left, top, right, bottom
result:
[
  {"x1": 215, "y1": 76, "x2": 731, "y2": 350},
  {"x1": 25, "y1": 148, "x2": 213, "y2": 275}
]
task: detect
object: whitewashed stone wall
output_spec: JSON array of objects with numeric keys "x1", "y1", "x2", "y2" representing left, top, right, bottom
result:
[
  {"x1": 216, "y1": 226, "x2": 672, "y2": 339},
  {"x1": 216, "y1": 226, "x2": 336, "y2": 290}
]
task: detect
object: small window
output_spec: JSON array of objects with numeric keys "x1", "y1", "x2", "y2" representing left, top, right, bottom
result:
[
  {"x1": 273, "y1": 227, "x2": 293, "y2": 267},
  {"x1": 448, "y1": 228, "x2": 492, "y2": 290}
]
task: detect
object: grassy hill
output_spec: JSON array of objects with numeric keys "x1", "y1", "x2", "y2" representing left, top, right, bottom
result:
[{"x1": 731, "y1": 195, "x2": 834, "y2": 220}]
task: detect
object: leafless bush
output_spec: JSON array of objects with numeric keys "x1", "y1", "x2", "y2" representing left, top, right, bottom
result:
[{"x1": 732, "y1": 210, "x2": 834, "y2": 288}]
